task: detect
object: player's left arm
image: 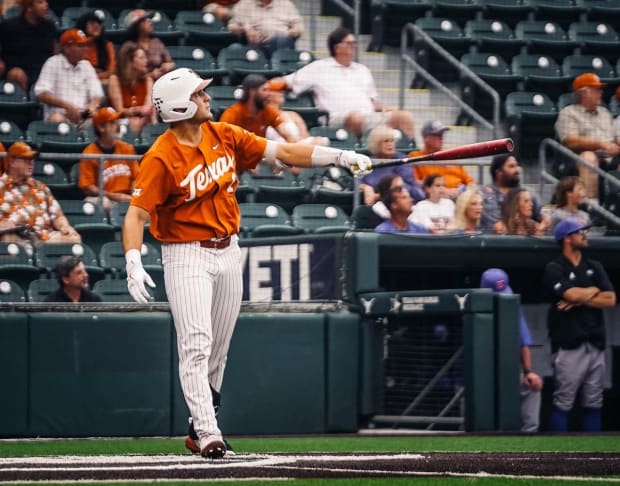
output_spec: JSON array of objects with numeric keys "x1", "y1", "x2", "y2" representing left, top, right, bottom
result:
[
  {"x1": 272, "y1": 141, "x2": 372, "y2": 174},
  {"x1": 585, "y1": 290, "x2": 616, "y2": 308}
]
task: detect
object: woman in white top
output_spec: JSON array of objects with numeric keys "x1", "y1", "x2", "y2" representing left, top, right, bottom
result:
[{"x1": 410, "y1": 174, "x2": 455, "y2": 233}]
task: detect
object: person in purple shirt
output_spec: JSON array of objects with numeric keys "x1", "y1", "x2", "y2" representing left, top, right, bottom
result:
[
  {"x1": 481, "y1": 268, "x2": 543, "y2": 432},
  {"x1": 359, "y1": 125, "x2": 424, "y2": 205},
  {"x1": 374, "y1": 183, "x2": 428, "y2": 234}
]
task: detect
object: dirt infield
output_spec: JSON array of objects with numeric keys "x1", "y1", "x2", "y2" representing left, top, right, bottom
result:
[{"x1": 1, "y1": 452, "x2": 619, "y2": 482}]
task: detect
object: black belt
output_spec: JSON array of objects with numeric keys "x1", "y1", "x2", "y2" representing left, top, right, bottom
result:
[{"x1": 199, "y1": 236, "x2": 232, "y2": 249}]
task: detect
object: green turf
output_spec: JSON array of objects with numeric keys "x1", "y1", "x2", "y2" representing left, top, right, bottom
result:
[{"x1": 0, "y1": 435, "x2": 619, "y2": 456}]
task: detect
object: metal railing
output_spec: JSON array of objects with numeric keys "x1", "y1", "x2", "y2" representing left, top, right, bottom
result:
[
  {"x1": 538, "y1": 138, "x2": 620, "y2": 228},
  {"x1": 309, "y1": 0, "x2": 361, "y2": 60},
  {"x1": 398, "y1": 23, "x2": 499, "y2": 138}
]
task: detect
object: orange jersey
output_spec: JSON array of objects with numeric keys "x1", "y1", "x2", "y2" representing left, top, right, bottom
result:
[
  {"x1": 121, "y1": 78, "x2": 149, "y2": 109},
  {"x1": 79, "y1": 141, "x2": 139, "y2": 195},
  {"x1": 84, "y1": 41, "x2": 117, "y2": 74},
  {"x1": 130, "y1": 122, "x2": 267, "y2": 242},
  {"x1": 219, "y1": 102, "x2": 283, "y2": 137},
  {"x1": 408, "y1": 148, "x2": 474, "y2": 188}
]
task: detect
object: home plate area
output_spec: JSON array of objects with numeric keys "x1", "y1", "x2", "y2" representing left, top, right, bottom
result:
[{"x1": 1, "y1": 452, "x2": 619, "y2": 482}]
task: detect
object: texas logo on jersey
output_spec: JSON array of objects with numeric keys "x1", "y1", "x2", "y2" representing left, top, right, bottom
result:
[{"x1": 180, "y1": 153, "x2": 235, "y2": 202}]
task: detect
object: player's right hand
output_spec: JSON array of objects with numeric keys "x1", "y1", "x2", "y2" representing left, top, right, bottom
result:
[
  {"x1": 125, "y1": 249, "x2": 155, "y2": 303},
  {"x1": 337, "y1": 151, "x2": 373, "y2": 176}
]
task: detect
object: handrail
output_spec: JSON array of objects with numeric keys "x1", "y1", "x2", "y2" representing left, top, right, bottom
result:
[
  {"x1": 312, "y1": 0, "x2": 361, "y2": 61},
  {"x1": 399, "y1": 23, "x2": 499, "y2": 137},
  {"x1": 538, "y1": 138, "x2": 620, "y2": 228}
]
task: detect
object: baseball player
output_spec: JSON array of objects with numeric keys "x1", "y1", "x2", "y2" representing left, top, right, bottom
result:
[
  {"x1": 543, "y1": 218, "x2": 616, "y2": 431},
  {"x1": 122, "y1": 68, "x2": 371, "y2": 459}
]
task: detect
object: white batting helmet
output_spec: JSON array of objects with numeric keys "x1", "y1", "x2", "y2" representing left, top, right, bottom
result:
[{"x1": 152, "y1": 68, "x2": 212, "y2": 123}]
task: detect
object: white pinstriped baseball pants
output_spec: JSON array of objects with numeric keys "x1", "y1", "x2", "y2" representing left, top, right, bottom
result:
[{"x1": 162, "y1": 236, "x2": 242, "y2": 439}]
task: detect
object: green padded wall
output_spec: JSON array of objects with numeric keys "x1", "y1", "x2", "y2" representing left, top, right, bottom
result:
[
  {"x1": 29, "y1": 312, "x2": 173, "y2": 437},
  {"x1": 0, "y1": 313, "x2": 28, "y2": 436}
]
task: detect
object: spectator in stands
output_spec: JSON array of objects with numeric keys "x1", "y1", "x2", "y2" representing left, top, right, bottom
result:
[
  {"x1": 107, "y1": 42, "x2": 156, "y2": 134},
  {"x1": 0, "y1": 0, "x2": 57, "y2": 92},
  {"x1": 499, "y1": 187, "x2": 549, "y2": 236},
  {"x1": 0, "y1": 142, "x2": 81, "y2": 245},
  {"x1": 480, "y1": 268, "x2": 543, "y2": 433},
  {"x1": 34, "y1": 29, "x2": 104, "y2": 124},
  {"x1": 270, "y1": 27, "x2": 415, "y2": 140},
  {"x1": 78, "y1": 107, "x2": 139, "y2": 213},
  {"x1": 551, "y1": 176, "x2": 591, "y2": 229},
  {"x1": 123, "y1": 9, "x2": 175, "y2": 81},
  {"x1": 359, "y1": 125, "x2": 424, "y2": 205},
  {"x1": 544, "y1": 218, "x2": 616, "y2": 432},
  {"x1": 201, "y1": 0, "x2": 239, "y2": 22},
  {"x1": 410, "y1": 174, "x2": 455, "y2": 233},
  {"x1": 481, "y1": 154, "x2": 547, "y2": 234},
  {"x1": 227, "y1": 0, "x2": 303, "y2": 57},
  {"x1": 447, "y1": 188, "x2": 483, "y2": 235},
  {"x1": 409, "y1": 120, "x2": 475, "y2": 199},
  {"x1": 75, "y1": 10, "x2": 116, "y2": 87},
  {"x1": 265, "y1": 85, "x2": 328, "y2": 146},
  {"x1": 44, "y1": 255, "x2": 102, "y2": 303},
  {"x1": 374, "y1": 180, "x2": 428, "y2": 234},
  {"x1": 555, "y1": 73, "x2": 620, "y2": 202}
]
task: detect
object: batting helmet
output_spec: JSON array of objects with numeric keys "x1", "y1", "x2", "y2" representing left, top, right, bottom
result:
[{"x1": 152, "y1": 68, "x2": 212, "y2": 123}]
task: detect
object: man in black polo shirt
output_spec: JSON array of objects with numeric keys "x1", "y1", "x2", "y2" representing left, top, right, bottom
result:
[
  {"x1": 543, "y1": 218, "x2": 616, "y2": 431},
  {"x1": 44, "y1": 255, "x2": 102, "y2": 303}
]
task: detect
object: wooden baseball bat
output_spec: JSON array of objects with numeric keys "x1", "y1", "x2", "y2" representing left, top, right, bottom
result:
[{"x1": 371, "y1": 138, "x2": 514, "y2": 169}]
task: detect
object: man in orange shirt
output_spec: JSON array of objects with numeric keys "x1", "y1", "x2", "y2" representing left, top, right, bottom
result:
[
  {"x1": 122, "y1": 68, "x2": 372, "y2": 459},
  {"x1": 219, "y1": 74, "x2": 295, "y2": 141},
  {"x1": 79, "y1": 107, "x2": 139, "y2": 212},
  {"x1": 410, "y1": 120, "x2": 475, "y2": 199}
]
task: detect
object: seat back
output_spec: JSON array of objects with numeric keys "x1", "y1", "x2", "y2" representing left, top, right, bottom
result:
[
  {"x1": 0, "y1": 279, "x2": 26, "y2": 302},
  {"x1": 92, "y1": 279, "x2": 134, "y2": 302},
  {"x1": 27, "y1": 277, "x2": 58, "y2": 302},
  {"x1": 414, "y1": 17, "x2": 465, "y2": 40},
  {"x1": 568, "y1": 21, "x2": 619, "y2": 44},
  {"x1": 562, "y1": 54, "x2": 615, "y2": 80},
  {"x1": 0, "y1": 120, "x2": 25, "y2": 146},
  {"x1": 271, "y1": 48, "x2": 315, "y2": 75},
  {"x1": 515, "y1": 20, "x2": 568, "y2": 42},
  {"x1": 61, "y1": 7, "x2": 116, "y2": 30},
  {"x1": 57, "y1": 199, "x2": 108, "y2": 226},
  {"x1": 461, "y1": 52, "x2": 512, "y2": 76},
  {"x1": 99, "y1": 241, "x2": 161, "y2": 275},
  {"x1": 33, "y1": 161, "x2": 68, "y2": 185},
  {"x1": 465, "y1": 19, "x2": 514, "y2": 40},
  {"x1": 512, "y1": 54, "x2": 561, "y2": 77},
  {"x1": 292, "y1": 204, "x2": 350, "y2": 233},
  {"x1": 26, "y1": 120, "x2": 87, "y2": 152},
  {"x1": 34, "y1": 242, "x2": 99, "y2": 273},
  {"x1": 505, "y1": 91, "x2": 557, "y2": 116}
]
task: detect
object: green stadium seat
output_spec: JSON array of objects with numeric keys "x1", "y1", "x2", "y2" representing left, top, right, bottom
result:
[
  {"x1": 33, "y1": 160, "x2": 67, "y2": 185},
  {"x1": 567, "y1": 21, "x2": 619, "y2": 58},
  {"x1": 175, "y1": 10, "x2": 237, "y2": 55},
  {"x1": 217, "y1": 44, "x2": 280, "y2": 85},
  {"x1": 511, "y1": 53, "x2": 572, "y2": 101},
  {"x1": 61, "y1": 7, "x2": 116, "y2": 30},
  {"x1": 479, "y1": 0, "x2": 534, "y2": 29},
  {"x1": 92, "y1": 278, "x2": 134, "y2": 302},
  {"x1": 309, "y1": 126, "x2": 357, "y2": 150},
  {"x1": 0, "y1": 81, "x2": 42, "y2": 131},
  {"x1": 26, "y1": 120, "x2": 89, "y2": 153},
  {"x1": 530, "y1": 0, "x2": 585, "y2": 30},
  {"x1": 139, "y1": 123, "x2": 168, "y2": 147},
  {"x1": 0, "y1": 242, "x2": 41, "y2": 290},
  {"x1": 252, "y1": 169, "x2": 308, "y2": 213},
  {"x1": 34, "y1": 242, "x2": 105, "y2": 283},
  {"x1": 166, "y1": 45, "x2": 228, "y2": 81},
  {"x1": 368, "y1": 0, "x2": 434, "y2": 51},
  {"x1": 27, "y1": 277, "x2": 57, "y2": 302},
  {"x1": 238, "y1": 202, "x2": 303, "y2": 238},
  {"x1": 562, "y1": 54, "x2": 618, "y2": 83},
  {"x1": 270, "y1": 48, "x2": 315, "y2": 75},
  {"x1": 0, "y1": 278, "x2": 26, "y2": 302},
  {"x1": 99, "y1": 241, "x2": 161, "y2": 277},
  {"x1": 515, "y1": 20, "x2": 578, "y2": 63},
  {"x1": 0, "y1": 120, "x2": 25, "y2": 146},
  {"x1": 465, "y1": 20, "x2": 525, "y2": 59},
  {"x1": 57, "y1": 199, "x2": 116, "y2": 254},
  {"x1": 292, "y1": 204, "x2": 351, "y2": 234},
  {"x1": 581, "y1": 0, "x2": 620, "y2": 33},
  {"x1": 350, "y1": 204, "x2": 383, "y2": 230}
]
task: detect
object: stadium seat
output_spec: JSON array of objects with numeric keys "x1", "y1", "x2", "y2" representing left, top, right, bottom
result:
[
  {"x1": 251, "y1": 169, "x2": 308, "y2": 214},
  {"x1": 166, "y1": 46, "x2": 228, "y2": 81},
  {"x1": 270, "y1": 48, "x2": 315, "y2": 75},
  {"x1": 0, "y1": 278, "x2": 25, "y2": 302},
  {"x1": 34, "y1": 242, "x2": 105, "y2": 283},
  {"x1": 92, "y1": 278, "x2": 134, "y2": 302},
  {"x1": 557, "y1": 92, "x2": 577, "y2": 110},
  {"x1": 238, "y1": 202, "x2": 302, "y2": 238},
  {"x1": 99, "y1": 241, "x2": 161, "y2": 277},
  {"x1": 562, "y1": 54, "x2": 618, "y2": 83},
  {"x1": 0, "y1": 81, "x2": 41, "y2": 131},
  {"x1": 350, "y1": 204, "x2": 383, "y2": 230},
  {"x1": 217, "y1": 45, "x2": 280, "y2": 85},
  {"x1": 281, "y1": 93, "x2": 328, "y2": 129},
  {"x1": 368, "y1": 0, "x2": 434, "y2": 51},
  {"x1": 0, "y1": 242, "x2": 41, "y2": 290},
  {"x1": 504, "y1": 91, "x2": 558, "y2": 163},
  {"x1": 581, "y1": 0, "x2": 620, "y2": 33},
  {"x1": 309, "y1": 127, "x2": 357, "y2": 150},
  {"x1": 479, "y1": 0, "x2": 534, "y2": 29},
  {"x1": 26, "y1": 120, "x2": 89, "y2": 153},
  {"x1": 511, "y1": 53, "x2": 572, "y2": 101},
  {"x1": 108, "y1": 201, "x2": 129, "y2": 230},
  {"x1": 434, "y1": 0, "x2": 483, "y2": 27},
  {"x1": 27, "y1": 277, "x2": 57, "y2": 302},
  {"x1": 465, "y1": 20, "x2": 525, "y2": 59},
  {"x1": 33, "y1": 160, "x2": 67, "y2": 186},
  {"x1": 413, "y1": 17, "x2": 470, "y2": 84},
  {"x1": 142, "y1": 0, "x2": 212, "y2": 23},
  {"x1": 514, "y1": 20, "x2": 578, "y2": 62},
  {"x1": 530, "y1": 0, "x2": 585, "y2": 29},
  {"x1": 139, "y1": 123, "x2": 168, "y2": 147},
  {"x1": 57, "y1": 199, "x2": 116, "y2": 254},
  {"x1": 61, "y1": 6, "x2": 115, "y2": 30},
  {"x1": 567, "y1": 21, "x2": 619, "y2": 57},
  {"x1": 609, "y1": 93, "x2": 620, "y2": 117},
  {"x1": 292, "y1": 204, "x2": 351, "y2": 234},
  {"x1": 0, "y1": 120, "x2": 25, "y2": 146},
  {"x1": 174, "y1": 10, "x2": 237, "y2": 56}
]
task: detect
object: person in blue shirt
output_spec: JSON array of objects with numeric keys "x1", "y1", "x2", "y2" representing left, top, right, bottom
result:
[
  {"x1": 481, "y1": 268, "x2": 543, "y2": 432},
  {"x1": 374, "y1": 182, "x2": 428, "y2": 234}
]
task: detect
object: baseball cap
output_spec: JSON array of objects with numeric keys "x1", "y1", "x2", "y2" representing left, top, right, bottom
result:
[
  {"x1": 421, "y1": 120, "x2": 450, "y2": 137},
  {"x1": 480, "y1": 268, "x2": 513, "y2": 294},
  {"x1": 92, "y1": 107, "x2": 122, "y2": 126},
  {"x1": 8, "y1": 141, "x2": 38, "y2": 159},
  {"x1": 60, "y1": 28, "x2": 91, "y2": 47},
  {"x1": 241, "y1": 74, "x2": 268, "y2": 91},
  {"x1": 124, "y1": 9, "x2": 155, "y2": 29},
  {"x1": 553, "y1": 217, "x2": 592, "y2": 242},
  {"x1": 572, "y1": 72, "x2": 607, "y2": 91}
]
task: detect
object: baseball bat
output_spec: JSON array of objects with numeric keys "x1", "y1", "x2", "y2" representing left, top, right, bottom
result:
[{"x1": 371, "y1": 138, "x2": 514, "y2": 169}]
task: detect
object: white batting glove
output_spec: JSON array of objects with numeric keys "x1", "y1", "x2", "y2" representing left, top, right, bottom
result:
[
  {"x1": 125, "y1": 249, "x2": 155, "y2": 304},
  {"x1": 337, "y1": 151, "x2": 373, "y2": 176}
]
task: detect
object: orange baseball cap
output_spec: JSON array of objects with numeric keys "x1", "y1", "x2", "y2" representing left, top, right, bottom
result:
[
  {"x1": 572, "y1": 72, "x2": 607, "y2": 91},
  {"x1": 92, "y1": 107, "x2": 122, "y2": 126},
  {"x1": 60, "y1": 28, "x2": 91, "y2": 47},
  {"x1": 8, "y1": 142, "x2": 38, "y2": 159}
]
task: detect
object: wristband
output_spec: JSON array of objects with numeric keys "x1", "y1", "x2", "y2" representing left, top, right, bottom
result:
[{"x1": 310, "y1": 145, "x2": 343, "y2": 167}]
